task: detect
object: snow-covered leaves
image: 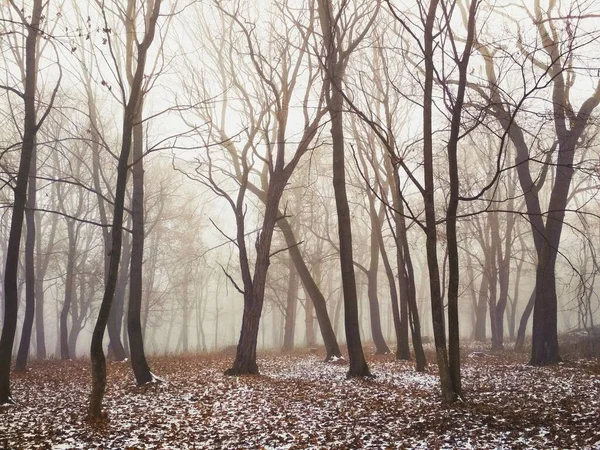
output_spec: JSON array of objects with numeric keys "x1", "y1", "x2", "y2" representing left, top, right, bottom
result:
[{"x1": 1, "y1": 353, "x2": 599, "y2": 449}]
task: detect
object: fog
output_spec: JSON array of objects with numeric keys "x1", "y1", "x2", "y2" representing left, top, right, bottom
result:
[{"x1": 1, "y1": 0, "x2": 599, "y2": 401}]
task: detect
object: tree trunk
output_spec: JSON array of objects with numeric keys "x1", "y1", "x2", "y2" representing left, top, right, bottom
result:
[
  {"x1": 377, "y1": 215, "x2": 404, "y2": 359},
  {"x1": 390, "y1": 167, "x2": 426, "y2": 370},
  {"x1": 0, "y1": 0, "x2": 43, "y2": 405},
  {"x1": 474, "y1": 270, "x2": 488, "y2": 342},
  {"x1": 15, "y1": 145, "x2": 37, "y2": 372},
  {"x1": 108, "y1": 231, "x2": 130, "y2": 361},
  {"x1": 366, "y1": 205, "x2": 389, "y2": 355},
  {"x1": 304, "y1": 286, "x2": 316, "y2": 347},
  {"x1": 60, "y1": 224, "x2": 77, "y2": 360},
  {"x1": 422, "y1": 0, "x2": 454, "y2": 402},
  {"x1": 34, "y1": 204, "x2": 56, "y2": 361},
  {"x1": 277, "y1": 217, "x2": 342, "y2": 359},
  {"x1": 329, "y1": 86, "x2": 370, "y2": 377},
  {"x1": 225, "y1": 177, "x2": 287, "y2": 375},
  {"x1": 128, "y1": 104, "x2": 154, "y2": 385},
  {"x1": 282, "y1": 256, "x2": 298, "y2": 352}
]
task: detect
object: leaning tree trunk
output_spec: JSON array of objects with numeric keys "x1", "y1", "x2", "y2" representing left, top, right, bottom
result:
[
  {"x1": 15, "y1": 145, "x2": 37, "y2": 372},
  {"x1": 390, "y1": 165, "x2": 426, "y2": 370},
  {"x1": 515, "y1": 290, "x2": 535, "y2": 351},
  {"x1": 277, "y1": 217, "x2": 342, "y2": 360},
  {"x1": 0, "y1": 0, "x2": 43, "y2": 405},
  {"x1": 378, "y1": 227, "x2": 403, "y2": 357}
]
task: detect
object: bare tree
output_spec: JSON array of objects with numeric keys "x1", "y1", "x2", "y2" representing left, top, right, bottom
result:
[
  {"x1": 0, "y1": 0, "x2": 59, "y2": 404},
  {"x1": 316, "y1": 0, "x2": 379, "y2": 378},
  {"x1": 88, "y1": 0, "x2": 163, "y2": 420}
]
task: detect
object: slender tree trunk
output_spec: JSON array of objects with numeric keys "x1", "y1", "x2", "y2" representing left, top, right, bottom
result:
[
  {"x1": 15, "y1": 145, "x2": 37, "y2": 372},
  {"x1": 377, "y1": 212, "x2": 404, "y2": 359},
  {"x1": 108, "y1": 231, "x2": 130, "y2": 361},
  {"x1": 329, "y1": 85, "x2": 370, "y2": 377},
  {"x1": 128, "y1": 105, "x2": 154, "y2": 385},
  {"x1": 304, "y1": 286, "x2": 316, "y2": 347},
  {"x1": 508, "y1": 256, "x2": 524, "y2": 342},
  {"x1": 316, "y1": 0, "x2": 371, "y2": 378},
  {"x1": 0, "y1": 0, "x2": 43, "y2": 405},
  {"x1": 444, "y1": 0, "x2": 478, "y2": 395},
  {"x1": 365, "y1": 205, "x2": 389, "y2": 354},
  {"x1": 390, "y1": 166, "x2": 426, "y2": 370},
  {"x1": 474, "y1": 269, "x2": 489, "y2": 341},
  {"x1": 34, "y1": 205, "x2": 56, "y2": 360},
  {"x1": 60, "y1": 224, "x2": 76, "y2": 360},
  {"x1": 282, "y1": 256, "x2": 298, "y2": 352},
  {"x1": 34, "y1": 275, "x2": 45, "y2": 359},
  {"x1": 422, "y1": 0, "x2": 454, "y2": 402}
]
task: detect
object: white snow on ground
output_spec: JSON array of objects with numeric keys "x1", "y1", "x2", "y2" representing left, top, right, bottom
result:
[{"x1": 1, "y1": 353, "x2": 599, "y2": 449}]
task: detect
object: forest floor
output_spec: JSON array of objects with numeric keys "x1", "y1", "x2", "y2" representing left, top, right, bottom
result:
[{"x1": 1, "y1": 344, "x2": 599, "y2": 450}]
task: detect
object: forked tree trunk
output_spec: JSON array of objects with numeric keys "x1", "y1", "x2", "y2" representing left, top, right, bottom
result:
[
  {"x1": 225, "y1": 178, "x2": 287, "y2": 375},
  {"x1": 88, "y1": 0, "x2": 162, "y2": 419}
]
